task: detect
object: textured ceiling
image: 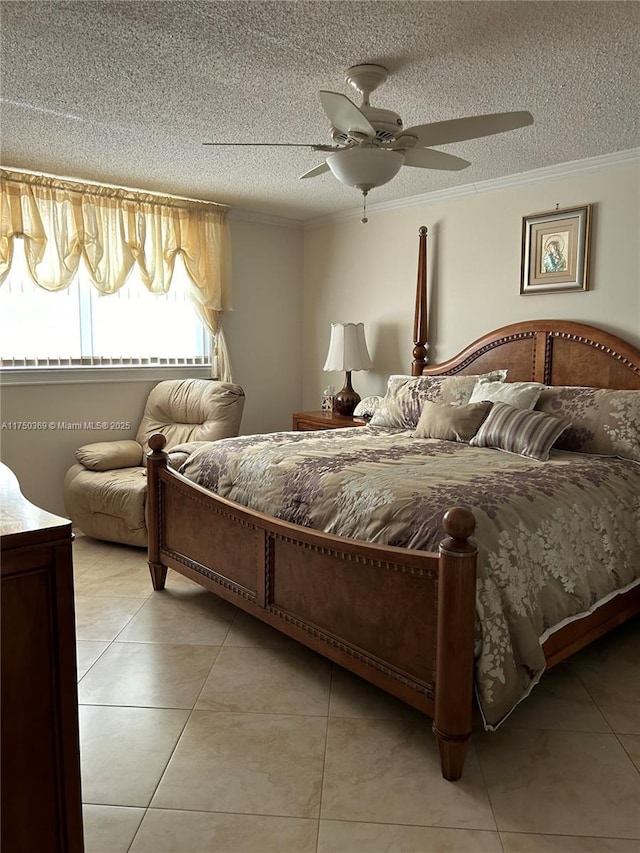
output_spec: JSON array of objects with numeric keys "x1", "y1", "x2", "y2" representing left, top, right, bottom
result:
[{"x1": 1, "y1": 1, "x2": 638, "y2": 221}]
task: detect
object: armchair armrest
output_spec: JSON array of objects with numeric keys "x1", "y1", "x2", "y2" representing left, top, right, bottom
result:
[{"x1": 75, "y1": 440, "x2": 143, "y2": 472}]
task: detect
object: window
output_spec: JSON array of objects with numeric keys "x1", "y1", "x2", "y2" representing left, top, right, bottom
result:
[
  {"x1": 0, "y1": 239, "x2": 209, "y2": 369},
  {"x1": 1, "y1": 168, "x2": 232, "y2": 383}
]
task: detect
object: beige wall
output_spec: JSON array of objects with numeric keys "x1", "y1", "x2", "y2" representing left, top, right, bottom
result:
[
  {"x1": 224, "y1": 216, "x2": 304, "y2": 435},
  {"x1": 302, "y1": 161, "x2": 640, "y2": 410},
  {"x1": 0, "y1": 216, "x2": 304, "y2": 515}
]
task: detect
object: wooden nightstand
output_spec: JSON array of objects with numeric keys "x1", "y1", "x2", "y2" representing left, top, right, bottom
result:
[{"x1": 292, "y1": 411, "x2": 368, "y2": 431}]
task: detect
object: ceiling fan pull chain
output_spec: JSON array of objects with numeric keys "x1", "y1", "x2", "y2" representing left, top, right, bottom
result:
[{"x1": 361, "y1": 190, "x2": 369, "y2": 224}]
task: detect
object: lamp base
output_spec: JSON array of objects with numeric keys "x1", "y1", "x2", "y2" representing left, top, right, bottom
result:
[{"x1": 334, "y1": 371, "x2": 361, "y2": 417}]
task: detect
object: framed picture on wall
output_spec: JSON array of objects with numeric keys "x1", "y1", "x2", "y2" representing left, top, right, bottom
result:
[{"x1": 520, "y1": 204, "x2": 592, "y2": 294}]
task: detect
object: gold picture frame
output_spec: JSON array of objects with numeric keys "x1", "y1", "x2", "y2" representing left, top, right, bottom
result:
[{"x1": 520, "y1": 204, "x2": 592, "y2": 294}]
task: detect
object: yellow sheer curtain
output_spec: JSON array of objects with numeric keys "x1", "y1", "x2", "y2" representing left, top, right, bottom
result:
[
  {"x1": 0, "y1": 169, "x2": 233, "y2": 378},
  {"x1": 179, "y1": 206, "x2": 234, "y2": 381},
  {"x1": 0, "y1": 175, "x2": 84, "y2": 290}
]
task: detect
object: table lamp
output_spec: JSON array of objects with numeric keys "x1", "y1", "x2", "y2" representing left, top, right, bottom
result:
[{"x1": 323, "y1": 322, "x2": 373, "y2": 416}]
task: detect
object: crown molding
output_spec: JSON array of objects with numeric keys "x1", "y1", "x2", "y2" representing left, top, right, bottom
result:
[
  {"x1": 229, "y1": 208, "x2": 303, "y2": 229},
  {"x1": 304, "y1": 148, "x2": 640, "y2": 229}
]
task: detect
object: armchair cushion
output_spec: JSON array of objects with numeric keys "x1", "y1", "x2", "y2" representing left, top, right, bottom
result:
[
  {"x1": 63, "y1": 463, "x2": 148, "y2": 547},
  {"x1": 136, "y1": 379, "x2": 245, "y2": 453},
  {"x1": 75, "y1": 440, "x2": 143, "y2": 472}
]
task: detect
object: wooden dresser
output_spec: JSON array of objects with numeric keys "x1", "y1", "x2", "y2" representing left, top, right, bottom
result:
[{"x1": 1, "y1": 463, "x2": 84, "y2": 853}]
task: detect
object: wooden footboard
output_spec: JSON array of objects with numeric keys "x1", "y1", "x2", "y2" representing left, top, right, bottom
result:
[{"x1": 146, "y1": 434, "x2": 477, "y2": 781}]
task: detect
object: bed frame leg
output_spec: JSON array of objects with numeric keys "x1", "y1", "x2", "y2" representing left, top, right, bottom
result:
[
  {"x1": 146, "y1": 433, "x2": 169, "y2": 592},
  {"x1": 434, "y1": 507, "x2": 477, "y2": 781},
  {"x1": 148, "y1": 562, "x2": 168, "y2": 590},
  {"x1": 433, "y1": 729, "x2": 471, "y2": 782}
]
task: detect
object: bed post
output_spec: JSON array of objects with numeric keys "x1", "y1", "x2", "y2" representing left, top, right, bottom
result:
[
  {"x1": 412, "y1": 225, "x2": 428, "y2": 376},
  {"x1": 146, "y1": 433, "x2": 169, "y2": 591},
  {"x1": 434, "y1": 507, "x2": 477, "y2": 781}
]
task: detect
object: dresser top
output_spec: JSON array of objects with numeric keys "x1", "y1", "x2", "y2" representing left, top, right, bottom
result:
[{"x1": 1, "y1": 463, "x2": 71, "y2": 541}]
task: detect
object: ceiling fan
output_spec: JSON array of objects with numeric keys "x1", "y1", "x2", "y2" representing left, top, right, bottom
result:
[{"x1": 203, "y1": 64, "x2": 533, "y2": 219}]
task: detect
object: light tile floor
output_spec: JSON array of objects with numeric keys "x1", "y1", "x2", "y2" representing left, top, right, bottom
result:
[{"x1": 73, "y1": 533, "x2": 640, "y2": 853}]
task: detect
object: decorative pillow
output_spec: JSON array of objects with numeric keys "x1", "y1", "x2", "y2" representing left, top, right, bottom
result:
[
  {"x1": 469, "y1": 402, "x2": 571, "y2": 461},
  {"x1": 414, "y1": 401, "x2": 493, "y2": 442},
  {"x1": 353, "y1": 395, "x2": 382, "y2": 420},
  {"x1": 369, "y1": 370, "x2": 508, "y2": 429},
  {"x1": 468, "y1": 380, "x2": 544, "y2": 410},
  {"x1": 165, "y1": 440, "x2": 215, "y2": 471},
  {"x1": 440, "y1": 370, "x2": 508, "y2": 406},
  {"x1": 536, "y1": 387, "x2": 640, "y2": 462},
  {"x1": 75, "y1": 440, "x2": 143, "y2": 471}
]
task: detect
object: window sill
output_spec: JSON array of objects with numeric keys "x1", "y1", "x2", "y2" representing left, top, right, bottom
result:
[{"x1": 0, "y1": 365, "x2": 214, "y2": 386}]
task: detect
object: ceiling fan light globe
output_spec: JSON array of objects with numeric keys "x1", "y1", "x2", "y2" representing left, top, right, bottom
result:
[{"x1": 326, "y1": 148, "x2": 405, "y2": 190}]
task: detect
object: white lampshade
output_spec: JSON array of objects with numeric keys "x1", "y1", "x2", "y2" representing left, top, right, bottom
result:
[
  {"x1": 326, "y1": 148, "x2": 405, "y2": 192},
  {"x1": 323, "y1": 322, "x2": 373, "y2": 372}
]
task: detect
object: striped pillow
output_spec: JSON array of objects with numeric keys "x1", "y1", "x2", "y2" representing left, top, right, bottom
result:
[{"x1": 469, "y1": 402, "x2": 571, "y2": 461}]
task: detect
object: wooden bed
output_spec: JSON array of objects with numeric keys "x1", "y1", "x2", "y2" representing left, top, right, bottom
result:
[{"x1": 146, "y1": 227, "x2": 640, "y2": 781}]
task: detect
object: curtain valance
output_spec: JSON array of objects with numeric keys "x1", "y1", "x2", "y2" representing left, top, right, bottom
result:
[{"x1": 0, "y1": 168, "x2": 234, "y2": 379}]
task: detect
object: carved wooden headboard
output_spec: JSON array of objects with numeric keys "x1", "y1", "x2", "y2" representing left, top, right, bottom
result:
[{"x1": 410, "y1": 227, "x2": 640, "y2": 390}]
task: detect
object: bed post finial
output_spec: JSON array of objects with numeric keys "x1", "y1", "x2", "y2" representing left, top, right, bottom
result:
[
  {"x1": 412, "y1": 226, "x2": 428, "y2": 376},
  {"x1": 441, "y1": 507, "x2": 475, "y2": 545}
]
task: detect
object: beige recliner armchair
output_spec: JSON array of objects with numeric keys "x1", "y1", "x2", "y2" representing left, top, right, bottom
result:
[{"x1": 63, "y1": 379, "x2": 245, "y2": 547}]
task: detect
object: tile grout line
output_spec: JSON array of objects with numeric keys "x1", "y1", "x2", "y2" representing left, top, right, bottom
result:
[
  {"x1": 569, "y1": 658, "x2": 640, "y2": 773},
  {"x1": 314, "y1": 664, "x2": 335, "y2": 853},
  {"x1": 121, "y1": 607, "x2": 239, "y2": 844},
  {"x1": 188, "y1": 610, "x2": 237, "y2": 712},
  {"x1": 471, "y1": 734, "x2": 504, "y2": 849}
]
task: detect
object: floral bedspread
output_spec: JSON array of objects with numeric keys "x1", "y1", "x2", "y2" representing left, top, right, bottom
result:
[{"x1": 178, "y1": 426, "x2": 640, "y2": 728}]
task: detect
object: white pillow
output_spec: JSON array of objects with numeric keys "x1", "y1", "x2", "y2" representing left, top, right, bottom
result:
[
  {"x1": 353, "y1": 395, "x2": 382, "y2": 419},
  {"x1": 468, "y1": 380, "x2": 544, "y2": 410}
]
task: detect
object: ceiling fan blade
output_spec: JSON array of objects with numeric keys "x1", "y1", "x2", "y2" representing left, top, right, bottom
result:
[
  {"x1": 299, "y1": 162, "x2": 331, "y2": 180},
  {"x1": 202, "y1": 142, "x2": 316, "y2": 147},
  {"x1": 402, "y1": 148, "x2": 471, "y2": 171},
  {"x1": 403, "y1": 111, "x2": 533, "y2": 148},
  {"x1": 319, "y1": 91, "x2": 376, "y2": 138}
]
